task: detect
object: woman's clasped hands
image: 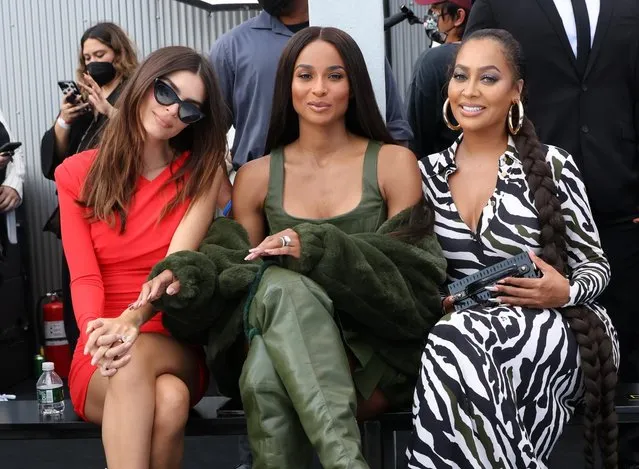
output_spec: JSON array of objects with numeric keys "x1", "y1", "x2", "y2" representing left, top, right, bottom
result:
[{"x1": 83, "y1": 309, "x2": 142, "y2": 377}]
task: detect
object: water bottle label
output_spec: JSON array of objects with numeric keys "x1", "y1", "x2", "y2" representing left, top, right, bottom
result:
[{"x1": 37, "y1": 387, "x2": 64, "y2": 404}]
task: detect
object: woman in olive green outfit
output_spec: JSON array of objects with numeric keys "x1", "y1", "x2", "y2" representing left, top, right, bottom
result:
[
  {"x1": 138, "y1": 27, "x2": 446, "y2": 469},
  {"x1": 234, "y1": 27, "x2": 424, "y2": 469}
]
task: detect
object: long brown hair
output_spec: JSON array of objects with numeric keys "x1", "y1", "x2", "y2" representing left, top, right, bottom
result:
[
  {"x1": 458, "y1": 29, "x2": 618, "y2": 469},
  {"x1": 79, "y1": 46, "x2": 229, "y2": 232},
  {"x1": 265, "y1": 26, "x2": 395, "y2": 154},
  {"x1": 76, "y1": 22, "x2": 139, "y2": 84}
]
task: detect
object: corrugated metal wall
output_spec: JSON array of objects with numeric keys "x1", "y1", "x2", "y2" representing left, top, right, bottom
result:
[
  {"x1": 386, "y1": 0, "x2": 432, "y2": 99},
  {"x1": 0, "y1": 0, "x2": 258, "y2": 312}
]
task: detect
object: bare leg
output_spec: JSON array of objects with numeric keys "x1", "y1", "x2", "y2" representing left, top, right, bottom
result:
[
  {"x1": 83, "y1": 333, "x2": 200, "y2": 469},
  {"x1": 149, "y1": 374, "x2": 191, "y2": 469}
]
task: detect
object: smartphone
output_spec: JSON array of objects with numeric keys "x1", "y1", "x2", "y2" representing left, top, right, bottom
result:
[
  {"x1": 58, "y1": 80, "x2": 83, "y2": 103},
  {"x1": 0, "y1": 141, "x2": 21, "y2": 155}
]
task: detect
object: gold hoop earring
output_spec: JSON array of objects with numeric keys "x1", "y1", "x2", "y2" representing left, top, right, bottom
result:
[
  {"x1": 442, "y1": 98, "x2": 461, "y2": 131},
  {"x1": 508, "y1": 100, "x2": 524, "y2": 135}
]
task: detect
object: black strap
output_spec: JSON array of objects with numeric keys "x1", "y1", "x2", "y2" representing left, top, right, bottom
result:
[{"x1": 570, "y1": 0, "x2": 591, "y2": 76}]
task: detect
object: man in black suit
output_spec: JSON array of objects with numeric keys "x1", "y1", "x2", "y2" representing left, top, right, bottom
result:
[{"x1": 465, "y1": 0, "x2": 639, "y2": 465}]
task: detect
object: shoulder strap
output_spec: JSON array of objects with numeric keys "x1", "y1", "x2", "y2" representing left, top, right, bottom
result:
[
  {"x1": 361, "y1": 140, "x2": 383, "y2": 200},
  {"x1": 266, "y1": 147, "x2": 285, "y2": 207}
]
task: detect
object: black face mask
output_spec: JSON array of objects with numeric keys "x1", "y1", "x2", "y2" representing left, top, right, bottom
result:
[
  {"x1": 86, "y1": 61, "x2": 117, "y2": 87},
  {"x1": 257, "y1": 0, "x2": 295, "y2": 17}
]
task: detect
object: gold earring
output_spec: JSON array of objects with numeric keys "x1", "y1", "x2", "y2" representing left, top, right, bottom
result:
[
  {"x1": 508, "y1": 100, "x2": 524, "y2": 135},
  {"x1": 442, "y1": 98, "x2": 461, "y2": 131}
]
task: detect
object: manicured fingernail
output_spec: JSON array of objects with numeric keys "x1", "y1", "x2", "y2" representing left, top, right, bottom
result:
[
  {"x1": 166, "y1": 287, "x2": 175, "y2": 295},
  {"x1": 484, "y1": 286, "x2": 498, "y2": 292},
  {"x1": 488, "y1": 298, "x2": 501, "y2": 304},
  {"x1": 248, "y1": 248, "x2": 257, "y2": 252},
  {"x1": 497, "y1": 279, "x2": 506, "y2": 284}
]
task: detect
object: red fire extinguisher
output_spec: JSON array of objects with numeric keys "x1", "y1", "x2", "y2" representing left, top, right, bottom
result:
[{"x1": 42, "y1": 291, "x2": 71, "y2": 378}]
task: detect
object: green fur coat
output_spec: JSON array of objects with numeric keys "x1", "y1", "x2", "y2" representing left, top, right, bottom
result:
[{"x1": 150, "y1": 206, "x2": 447, "y2": 385}]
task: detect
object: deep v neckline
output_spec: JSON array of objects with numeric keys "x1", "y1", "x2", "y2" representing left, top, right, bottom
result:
[
  {"x1": 138, "y1": 152, "x2": 188, "y2": 185},
  {"x1": 447, "y1": 163, "x2": 499, "y2": 235}
]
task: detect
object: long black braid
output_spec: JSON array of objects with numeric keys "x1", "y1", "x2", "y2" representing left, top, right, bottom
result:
[{"x1": 461, "y1": 29, "x2": 618, "y2": 468}]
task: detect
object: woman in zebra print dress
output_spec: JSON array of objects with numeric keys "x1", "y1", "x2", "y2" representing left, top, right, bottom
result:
[{"x1": 406, "y1": 29, "x2": 619, "y2": 469}]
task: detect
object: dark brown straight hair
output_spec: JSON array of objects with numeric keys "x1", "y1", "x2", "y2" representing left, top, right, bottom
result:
[
  {"x1": 458, "y1": 29, "x2": 618, "y2": 469},
  {"x1": 79, "y1": 46, "x2": 229, "y2": 232},
  {"x1": 265, "y1": 26, "x2": 395, "y2": 154}
]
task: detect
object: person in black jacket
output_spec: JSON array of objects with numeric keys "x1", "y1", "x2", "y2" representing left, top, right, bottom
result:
[
  {"x1": 41, "y1": 22, "x2": 138, "y2": 353},
  {"x1": 406, "y1": 0, "x2": 472, "y2": 159},
  {"x1": 464, "y1": 0, "x2": 639, "y2": 466}
]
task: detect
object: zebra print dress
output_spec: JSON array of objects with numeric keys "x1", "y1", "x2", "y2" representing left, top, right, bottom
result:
[{"x1": 405, "y1": 137, "x2": 619, "y2": 469}]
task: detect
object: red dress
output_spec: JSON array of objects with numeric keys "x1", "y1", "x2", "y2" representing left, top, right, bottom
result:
[{"x1": 55, "y1": 149, "x2": 208, "y2": 420}]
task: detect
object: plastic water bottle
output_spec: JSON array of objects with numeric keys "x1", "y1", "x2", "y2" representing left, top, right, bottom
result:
[{"x1": 36, "y1": 361, "x2": 65, "y2": 417}]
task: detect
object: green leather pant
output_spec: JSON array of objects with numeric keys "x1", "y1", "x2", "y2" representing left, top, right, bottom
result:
[{"x1": 239, "y1": 266, "x2": 369, "y2": 469}]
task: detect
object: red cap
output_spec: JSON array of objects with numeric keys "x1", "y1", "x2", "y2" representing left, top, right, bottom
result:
[{"x1": 415, "y1": 0, "x2": 472, "y2": 9}]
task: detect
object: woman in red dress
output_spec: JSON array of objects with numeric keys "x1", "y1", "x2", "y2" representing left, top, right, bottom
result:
[{"x1": 55, "y1": 46, "x2": 228, "y2": 469}]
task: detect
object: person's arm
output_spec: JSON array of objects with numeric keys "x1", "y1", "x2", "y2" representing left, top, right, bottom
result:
[
  {"x1": 378, "y1": 145, "x2": 423, "y2": 217},
  {"x1": 406, "y1": 53, "x2": 444, "y2": 159},
  {"x1": 209, "y1": 38, "x2": 234, "y2": 134},
  {"x1": 464, "y1": 0, "x2": 498, "y2": 37},
  {"x1": 55, "y1": 160, "x2": 104, "y2": 339},
  {"x1": 383, "y1": 60, "x2": 413, "y2": 144},
  {"x1": 85, "y1": 166, "x2": 225, "y2": 372},
  {"x1": 126, "y1": 168, "x2": 224, "y2": 318},
  {"x1": 0, "y1": 113, "x2": 25, "y2": 208},
  {"x1": 42, "y1": 95, "x2": 90, "y2": 180},
  {"x1": 554, "y1": 149, "x2": 611, "y2": 306},
  {"x1": 232, "y1": 158, "x2": 269, "y2": 247}
]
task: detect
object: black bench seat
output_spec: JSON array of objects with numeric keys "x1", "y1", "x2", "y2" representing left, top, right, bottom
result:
[
  {"x1": 1, "y1": 385, "x2": 637, "y2": 469},
  {"x1": 0, "y1": 396, "x2": 245, "y2": 440}
]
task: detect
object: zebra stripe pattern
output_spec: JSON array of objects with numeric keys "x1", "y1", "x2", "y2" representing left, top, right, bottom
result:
[{"x1": 405, "y1": 137, "x2": 619, "y2": 469}]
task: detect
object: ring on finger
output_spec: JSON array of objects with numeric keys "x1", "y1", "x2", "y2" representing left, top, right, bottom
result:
[{"x1": 280, "y1": 235, "x2": 292, "y2": 247}]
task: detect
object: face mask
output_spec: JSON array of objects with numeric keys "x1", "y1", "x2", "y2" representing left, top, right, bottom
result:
[
  {"x1": 86, "y1": 61, "x2": 117, "y2": 87},
  {"x1": 424, "y1": 11, "x2": 455, "y2": 44},
  {"x1": 257, "y1": 0, "x2": 295, "y2": 17}
]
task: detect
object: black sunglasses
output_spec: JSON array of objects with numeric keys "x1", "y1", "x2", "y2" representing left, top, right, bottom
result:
[{"x1": 153, "y1": 78, "x2": 205, "y2": 124}]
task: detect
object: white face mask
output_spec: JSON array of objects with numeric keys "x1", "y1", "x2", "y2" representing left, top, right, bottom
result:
[{"x1": 423, "y1": 10, "x2": 456, "y2": 44}]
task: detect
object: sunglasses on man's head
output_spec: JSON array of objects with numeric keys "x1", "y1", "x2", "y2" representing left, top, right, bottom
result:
[{"x1": 153, "y1": 78, "x2": 205, "y2": 124}]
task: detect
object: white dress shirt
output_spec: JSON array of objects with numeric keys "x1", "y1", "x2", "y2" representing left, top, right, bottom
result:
[
  {"x1": 552, "y1": 0, "x2": 600, "y2": 58},
  {"x1": 0, "y1": 108, "x2": 25, "y2": 204}
]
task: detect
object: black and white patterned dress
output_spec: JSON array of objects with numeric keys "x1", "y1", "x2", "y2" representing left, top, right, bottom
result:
[{"x1": 405, "y1": 137, "x2": 619, "y2": 469}]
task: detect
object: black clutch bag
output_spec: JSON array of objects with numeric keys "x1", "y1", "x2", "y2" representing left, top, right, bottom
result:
[{"x1": 448, "y1": 252, "x2": 540, "y2": 312}]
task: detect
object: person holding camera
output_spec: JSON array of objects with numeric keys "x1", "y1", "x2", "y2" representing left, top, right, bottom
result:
[
  {"x1": 41, "y1": 22, "x2": 138, "y2": 182},
  {"x1": 40, "y1": 22, "x2": 138, "y2": 354},
  {"x1": 0, "y1": 108, "x2": 24, "y2": 214}
]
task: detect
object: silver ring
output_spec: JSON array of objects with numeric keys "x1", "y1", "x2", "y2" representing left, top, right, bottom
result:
[{"x1": 282, "y1": 235, "x2": 292, "y2": 247}]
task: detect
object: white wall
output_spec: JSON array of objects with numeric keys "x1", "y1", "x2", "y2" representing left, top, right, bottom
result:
[{"x1": 308, "y1": 0, "x2": 386, "y2": 118}]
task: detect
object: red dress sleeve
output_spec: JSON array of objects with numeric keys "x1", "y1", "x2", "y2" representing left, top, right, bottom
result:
[{"x1": 55, "y1": 152, "x2": 104, "y2": 339}]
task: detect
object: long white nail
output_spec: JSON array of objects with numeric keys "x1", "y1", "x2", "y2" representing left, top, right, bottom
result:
[
  {"x1": 484, "y1": 286, "x2": 498, "y2": 292},
  {"x1": 487, "y1": 298, "x2": 501, "y2": 304}
]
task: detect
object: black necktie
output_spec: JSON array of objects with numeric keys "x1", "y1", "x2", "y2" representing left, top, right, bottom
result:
[{"x1": 570, "y1": 0, "x2": 591, "y2": 76}]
